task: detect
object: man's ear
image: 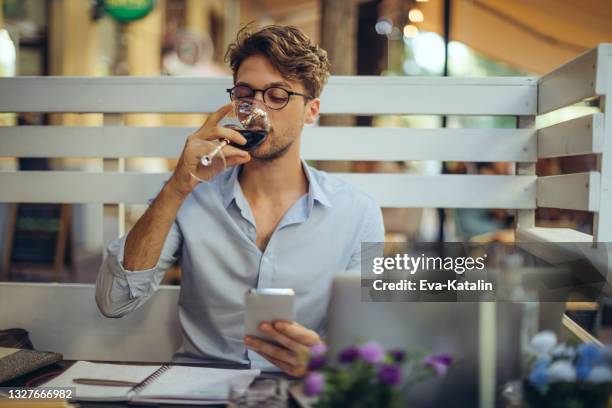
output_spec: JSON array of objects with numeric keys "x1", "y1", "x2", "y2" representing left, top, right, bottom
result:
[{"x1": 304, "y1": 98, "x2": 320, "y2": 125}]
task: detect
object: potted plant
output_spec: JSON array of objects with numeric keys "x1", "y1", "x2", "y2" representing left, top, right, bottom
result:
[
  {"x1": 508, "y1": 331, "x2": 612, "y2": 408},
  {"x1": 302, "y1": 342, "x2": 453, "y2": 407}
]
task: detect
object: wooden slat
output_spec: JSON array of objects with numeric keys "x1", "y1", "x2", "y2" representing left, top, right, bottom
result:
[
  {"x1": 537, "y1": 172, "x2": 600, "y2": 211},
  {"x1": 538, "y1": 45, "x2": 612, "y2": 114},
  {"x1": 595, "y1": 44, "x2": 612, "y2": 95},
  {"x1": 517, "y1": 227, "x2": 593, "y2": 243},
  {"x1": 538, "y1": 113, "x2": 604, "y2": 158},
  {"x1": 302, "y1": 127, "x2": 536, "y2": 162},
  {"x1": 593, "y1": 48, "x2": 612, "y2": 242},
  {"x1": 337, "y1": 174, "x2": 535, "y2": 208},
  {"x1": 0, "y1": 126, "x2": 537, "y2": 162},
  {"x1": 517, "y1": 115, "x2": 536, "y2": 228},
  {"x1": 562, "y1": 314, "x2": 603, "y2": 346},
  {"x1": 0, "y1": 76, "x2": 538, "y2": 115},
  {"x1": 320, "y1": 76, "x2": 537, "y2": 115},
  {"x1": 566, "y1": 302, "x2": 599, "y2": 311},
  {"x1": 0, "y1": 171, "x2": 536, "y2": 209},
  {"x1": 516, "y1": 227, "x2": 594, "y2": 264},
  {"x1": 0, "y1": 126, "x2": 188, "y2": 158},
  {"x1": 0, "y1": 171, "x2": 168, "y2": 204},
  {"x1": 538, "y1": 47, "x2": 597, "y2": 114},
  {"x1": 516, "y1": 227, "x2": 612, "y2": 298}
]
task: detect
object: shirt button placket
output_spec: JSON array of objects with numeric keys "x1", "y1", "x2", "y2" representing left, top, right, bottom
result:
[{"x1": 257, "y1": 246, "x2": 274, "y2": 288}]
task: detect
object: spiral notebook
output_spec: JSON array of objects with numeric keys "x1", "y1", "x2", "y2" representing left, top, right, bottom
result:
[{"x1": 42, "y1": 361, "x2": 260, "y2": 405}]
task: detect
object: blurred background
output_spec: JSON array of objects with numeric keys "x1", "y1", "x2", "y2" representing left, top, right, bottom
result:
[{"x1": 0, "y1": 0, "x2": 611, "y2": 299}]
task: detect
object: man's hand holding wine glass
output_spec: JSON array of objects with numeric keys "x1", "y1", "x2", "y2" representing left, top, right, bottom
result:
[{"x1": 167, "y1": 103, "x2": 251, "y2": 198}]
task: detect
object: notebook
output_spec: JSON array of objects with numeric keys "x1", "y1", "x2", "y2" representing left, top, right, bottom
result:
[{"x1": 42, "y1": 361, "x2": 260, "y2": 405}]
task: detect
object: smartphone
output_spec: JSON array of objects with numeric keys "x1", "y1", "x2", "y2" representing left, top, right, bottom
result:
[{"x1": 244, "y1": 288, "x2": 295, "y2": 342}]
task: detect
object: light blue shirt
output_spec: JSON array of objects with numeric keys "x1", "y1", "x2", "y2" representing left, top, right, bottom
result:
[{"x1": 95, "y1": 161, "x2": 384, "y2": 369}]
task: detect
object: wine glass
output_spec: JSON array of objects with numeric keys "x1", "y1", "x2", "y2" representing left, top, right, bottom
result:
[
  {"x1": 188, "y1": 138, "x2": 228, "y2": 183},
  {"x1": 189, "y1": 100, "x2": 270, "y2": 183},
  {"x1": 223, "y1": 99, "x2": 271, "y2": 151}
]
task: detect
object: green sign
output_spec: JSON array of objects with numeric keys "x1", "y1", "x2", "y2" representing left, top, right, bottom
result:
[{"x1": 103, "y1": 0, "x2": 155, "y2": 22}]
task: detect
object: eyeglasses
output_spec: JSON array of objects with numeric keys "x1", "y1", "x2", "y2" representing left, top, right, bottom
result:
[{"x1": 226, "y1": 85, "x2": 313, "y2": 110}]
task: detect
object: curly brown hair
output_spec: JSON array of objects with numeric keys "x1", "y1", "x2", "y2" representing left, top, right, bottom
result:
[{"x1": 224, "y1": 24, "x2": 331, "y2": 99}]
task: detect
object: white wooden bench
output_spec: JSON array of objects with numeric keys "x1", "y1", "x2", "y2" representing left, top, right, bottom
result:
[
  {"x1": 0, "y1": 44, "x2": 610, "y2": 361},
  {"x1": 0, "y1": 282, "x2": 181, "y2": 361}
]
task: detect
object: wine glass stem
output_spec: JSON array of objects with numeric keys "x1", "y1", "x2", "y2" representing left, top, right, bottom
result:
[{"x1": 201, "y1": 139, "x2": 229, "y2": 167}]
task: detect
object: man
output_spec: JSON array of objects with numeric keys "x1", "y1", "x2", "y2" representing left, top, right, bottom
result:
[{"x1": 95, "y1": 25, "x2": 384, "y2": 377}]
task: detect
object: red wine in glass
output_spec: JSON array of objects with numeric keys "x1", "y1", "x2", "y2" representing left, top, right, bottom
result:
[
  {"x1": 223, "y1": 124, "x2": 268, "y2": 151},
  {"x1": 234, "y1": 129, "x2": 268, "y2": 150},
  {"x1": 223, "y1": 100, "x2": 270, "y2": 151}
]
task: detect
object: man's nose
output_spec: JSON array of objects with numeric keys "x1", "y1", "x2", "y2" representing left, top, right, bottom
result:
[{"x1": 253, "y1": 89, "x2": 266, "y2": 103}]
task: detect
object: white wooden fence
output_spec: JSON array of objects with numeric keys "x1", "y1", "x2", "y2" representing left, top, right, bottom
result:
[
  {"x1": 0, "y1": 44, "x2": 610, "y2": 363},
  {"x1": 1, "y1": 47, "x2": 610, "y2": 245}
]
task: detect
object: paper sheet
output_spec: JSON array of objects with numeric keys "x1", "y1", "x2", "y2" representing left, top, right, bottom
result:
[
  {"x1": 134, "y1": 365, "x2": 261, "y2": 401},
  {"x1": 41, "y1": 361, "x2": 260, "y2": 404},
  {"x1": 42, "y1": 361, "x2": 160, "y2": 401}
]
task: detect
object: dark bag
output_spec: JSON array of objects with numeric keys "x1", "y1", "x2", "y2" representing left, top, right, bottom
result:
[
  {"x1": 0, "y1": 328, "x2": 35, "y2": 350},
  {"x1": 0, "y1": 328, "x2": 62, "y2": 384}
]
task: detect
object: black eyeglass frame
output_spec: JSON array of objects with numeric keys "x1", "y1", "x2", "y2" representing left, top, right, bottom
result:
[{"x1": 226, "y1": 85, "x2": 313, "y2": 110}]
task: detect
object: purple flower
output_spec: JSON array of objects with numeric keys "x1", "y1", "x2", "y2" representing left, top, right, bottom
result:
[
  {"x1": 308, "y1": 354, "x2": 326, "y2": 371},
  {"x1": 422, "y1": 354, "x2": 453, "y2": 377},
  {"x1": 359, "y1": 341, "x2": 385, "y2": 364},
  {"x1": 378, "y1": 364, "x2": 402, "y2": 386},
  {"x1": 339, "y1": 346, "x2": 360, "y2": 364},
  {"x1": 389, "y1": 349, "x2": 406, "y2": 363},
  {"x1": 303, "y1": 372, "x2": 325, "y2": 396},
  {"x1": 310, "y1": 343, "x2": 328, "y2": 357}
]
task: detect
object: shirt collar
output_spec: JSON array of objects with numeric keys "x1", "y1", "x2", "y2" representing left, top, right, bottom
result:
[
  {"x1": 302, "y1": 160, "x2": 332, "y2": 210},
  {"x1": 221, "y1": 164, "x2": 242, "y2": 209},
  {"x1": 220, "y1": 160, "x2": 332, "y2": 210}
]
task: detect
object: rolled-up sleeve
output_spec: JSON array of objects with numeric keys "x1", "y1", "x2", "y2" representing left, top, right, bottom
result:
[{"x1": 95, "y1": 219, "x2": 183, "y2": 318}]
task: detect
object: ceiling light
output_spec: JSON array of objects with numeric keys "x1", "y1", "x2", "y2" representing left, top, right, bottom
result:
[
  {"x1": 403, "y1": 24, "x2": 419, "y2": 38},
  {"x1": 408, "y1": 9, "x2": 424, "y2": 23}
]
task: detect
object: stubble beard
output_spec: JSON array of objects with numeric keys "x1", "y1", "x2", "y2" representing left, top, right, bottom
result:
[{"x1": 249, "y1": 129, "x2": 295, "y2": 161}]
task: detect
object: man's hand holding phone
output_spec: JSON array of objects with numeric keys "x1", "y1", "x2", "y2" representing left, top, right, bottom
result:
[
  {"x1": 245, "y1": 320, "x2": 322, "y2": 378},
  {"x1": 244, "y1": 288, "x2": 323, "y2": 377}
]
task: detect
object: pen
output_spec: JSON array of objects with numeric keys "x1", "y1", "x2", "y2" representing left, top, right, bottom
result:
[{"x1": 73, "y1": 378, "x2": 139, "y2": 387}]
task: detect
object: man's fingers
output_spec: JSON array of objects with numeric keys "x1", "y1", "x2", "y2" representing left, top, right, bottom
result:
[
  {"x1": 259, "y1": 323, "x2": 309, "y2": 356},
  {"x1": 244, "y1": 324, "x2": 317, "y2": 378},
  {"x1": 202, "y1": 103, "x2": 233, "y2": 128},
  {"x1": 257, "y1": 351, "x2": 305, "y2": 378},
  {"x1": 225, "y1": 154, "x2": 251, "y2": 167},
  {"x1": 222, "y1": 145, "x2": 250, "y2": 167},
  {"x1": 244, "y1": 336, "x2": 299, "y2": 367},
  {"x1": 191, "y1": 126, "x2": 247, "y2": 146},
  {"x1": 272, "y1": 321, "x2": 320, "y2": 346},
  {"x1": 222, "y1": 145, "x2": 250, "y2": 159}
]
